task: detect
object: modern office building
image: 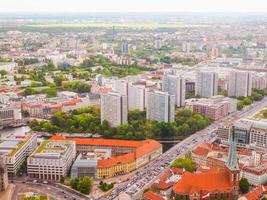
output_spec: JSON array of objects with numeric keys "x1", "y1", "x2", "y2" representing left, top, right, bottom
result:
[
  {"x1": 27, "y1": 140, "x2": 76, "y2": 180},
  {"x1": 101, "y1": 92, "x2": 128, "y2": 127},
  {"x1": 146, "y1": 91, "x2": 175, "y2": 123},
  {"x1": 228, "y1": 70, "x2": 252, "y2": 97},
  {"x1": 195, "y1": 71, "x2": 218, "y2": 97},
  {"x1": 231, "y1": 119, "x2": 252, "y2": 147},
  {"x1": 0, "y1": 134, "x2": 37, "y2": 177},
  {"x1": 71, "y1": 149, "x2": 111, "y2": 179},
  {"x1": 162, "y1": 75, "x2": 185, "y2": 107},
  {"x1": 128, "y1": 83, "x2": 146, "y2": 111}
]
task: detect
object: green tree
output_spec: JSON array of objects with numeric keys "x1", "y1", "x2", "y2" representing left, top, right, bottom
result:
[
  {"x1": 237, "y1": 101, "x2": 244, "y2": 110},
  {"x1": 242, "y1": 97, "x2": 252, "y2": 105},
  {"x1": 53, "y1": 75, "x2": 65, "y2": 87},
  {"x1": 78, "y1": 176, "x2": 93, "y2": 194},
  {"x1": 0, "y1": 70, "x2": 7, "y2": 76},
  {"x1": 70, "y1": 178, "x2": 79, "y2": 190},
  {"x1": 239, "y1": 177, "x2": 250, "y2": 193},
  {"x1": 60, "y1": 175, "x2": 65, "y2": 184},
  {"x1": 171, "y1": 157, "x2": 196, "y2": 172}
]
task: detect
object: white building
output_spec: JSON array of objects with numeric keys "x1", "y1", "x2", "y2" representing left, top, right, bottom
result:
[
  {"x1": 0, "y1": 134, "x2": 37, "y2": 177},
  {"x1": 252, "y1": 73, "x2": 266, "y2": 90},
  {"x1": 195, "y1": 71, "x2": 218, "y2": 97},
  {"x1": 128, "y1": 83, "x2": 146, "y2": 111},
  {"x1": 27, "y1": 140, "x2": 76, "y2": 180},
  {"x1": 228, "y1": 70, "x2": 252, "y2": 97},
  {"x1": 101, "y1": 92, "x2": 128, "y2": 127},
  {"x1": 113, "y1": 79, "x2": 128, "y2": 96},
  {"x1": 0, "y1": 62, "x2": 17, "y2": 71},
  {"x1": 162, "y1": 74, "x2": 185, "y2": 107},
  {"x1": 146, "y1": 91, "x2": 175, "y2": 123}
]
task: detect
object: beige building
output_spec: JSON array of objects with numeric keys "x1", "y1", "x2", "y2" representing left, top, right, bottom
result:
[
  {"x1": 27, "y1": 140, "x2": 76, "y2": 180},
  {"x1": 0, "y1": 160, "x2": 8, "y2": 192},
  {"x1": 228, "y1": 70, "x2": 252, "y2": 97},
  {"x1": 101, "y1": 92, "x2": 128, "y2": 127},
  {"x1": 146, "y1": 91, "x2": 175, "y2": 123},
  {"x1": 195, "y1": 71, "x2": 218, "y2": 98}
]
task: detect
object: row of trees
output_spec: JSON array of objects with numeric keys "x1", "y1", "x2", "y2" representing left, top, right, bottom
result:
[
  {"x1": 30, "y1": 107, "x2": 210, "y2": 140},
  {"x1": 69, "y1": 176, "x2": 93, "y2": 194},
  {"x1": 62, "y1": 81, "x2": 91, "y2": 93},
  {"x1": 237, "y1": 89, "x2": 267, "y2": 110},
  {"x1": 24, "y1": 87, "x2": 57, "y2": 97}
]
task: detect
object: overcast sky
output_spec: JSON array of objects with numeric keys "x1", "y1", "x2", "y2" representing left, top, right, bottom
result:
[{"x1": 1, "y1": 0, "x2": 267, "y2": 12}]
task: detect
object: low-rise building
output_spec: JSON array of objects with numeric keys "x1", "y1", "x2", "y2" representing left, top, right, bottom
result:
[{"x1": 27, "y1": 140, "x2": 76, "y2": 180}]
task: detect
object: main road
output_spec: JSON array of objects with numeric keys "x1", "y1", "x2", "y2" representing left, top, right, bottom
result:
[{"x1": 106, "y1": 97, "x2": 267, "y2": 200}]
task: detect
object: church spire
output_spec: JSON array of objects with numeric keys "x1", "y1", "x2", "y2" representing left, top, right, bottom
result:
[{"x1": 226, "y1": 140, "x2": 239, "y2": 171}]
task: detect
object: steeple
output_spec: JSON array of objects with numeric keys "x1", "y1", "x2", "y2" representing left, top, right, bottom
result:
[{"x1": 226, "y1": 140, "x2": 239, "y2": 171}]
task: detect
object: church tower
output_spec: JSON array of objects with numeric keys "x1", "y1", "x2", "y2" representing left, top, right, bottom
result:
[{"x1": 226, "y1": 140, "x2": 240, "y2": 199}]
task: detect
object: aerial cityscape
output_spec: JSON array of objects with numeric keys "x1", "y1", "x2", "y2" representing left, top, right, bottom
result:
[{"x1": 1, "y1": 0, "x2": 267, "y2": 200}]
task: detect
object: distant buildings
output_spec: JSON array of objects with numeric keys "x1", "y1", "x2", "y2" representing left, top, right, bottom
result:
[
  {"x1": 128, "y1": 83, "x2": 146, "y2": 111},
  {"x1": 154, "y1": 38, "x2": 162, "y2": 50},
  {"x1": 0, "y1": 104, "x2": 22, "y2": 125},
  {"x1": 101, "y1": 92, "x2": 128, "y2": 127},
  {"x1": 146, "y1": 91, "x2": 175, "y2": 123},
  {"x1": 228, "y1": 71, "x2": 252, "y2": 97},
  {"x1": 188, "y1": 96, "x2": 237, "y2": 121},
  {"x1": 27, "y1": 140, "x2": 76, "y2": 180},
  {"x1": 211, "y1": 47, "x2": 219, "y2": 59},
  {"x1": 162, "y1": 74, "x2": 185, "y2": 107},
  {"x1": 0, "y1": 62, "x2": 17, "y2": 71},
  {"x1": 195, "y1": 71, "x2": 218, "y2": 97},
  {"x1": 121, "y1": 42, "x2": 129, "y2": 54}
]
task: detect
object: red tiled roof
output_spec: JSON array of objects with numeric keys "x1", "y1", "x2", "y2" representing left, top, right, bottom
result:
[
  {"x1": 245, "y1": 185, "x2": 267, "y2": 200},
  {"x1": 51, "y1": 136, "x2": 162, "y2": 169},
  {"x1": 173, "y1": 169, "x2": 232, "y2": 194},
  {"x1": 144, "y1": 191, "x2": 164, "y2": 200}
]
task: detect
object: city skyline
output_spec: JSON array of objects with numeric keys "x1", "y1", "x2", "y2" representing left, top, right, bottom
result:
[{"x1": 1, "y1": 0, "x2": 267, "y2": 12}]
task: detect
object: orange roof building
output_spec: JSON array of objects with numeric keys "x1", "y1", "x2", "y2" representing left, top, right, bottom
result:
[
  {"x1": 51, "y1": 136, "x2": 162, "y2": 179},
  {"x1": 173, "y1": 141, "x2": 240, "y2": 200}
]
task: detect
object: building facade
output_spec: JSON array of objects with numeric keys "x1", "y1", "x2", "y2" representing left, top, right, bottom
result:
[
  {"x1": 101, "y1": 92, "x2": 128, "y2": 127},
  {"x1": 146, "y1": 91, "x2": 175, "y2": 123},
  {"x1": 162, "y1": 74, "x2": 185, "y2": 107},
  {"x1": 128, "y1": 83, "x2": 146, "y2": 111},
  {"x1": 228, "y1": 70, "x2": 252, "y2": 97},
  {"x1": 195, "y1": 71, "x2": 218, "y2": 97}
]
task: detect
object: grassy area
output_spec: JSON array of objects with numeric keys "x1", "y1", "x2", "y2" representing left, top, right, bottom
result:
[
  {"x1": 254, "y1": 108, "x2": 267, "y2": 119},
  {"x1": 34, "y1": 140, "x2": 65, "y2": 154},
  {"x1": 26, "y1": 22, "x2": 207, "y2": 30},
  {"x1": 8, "y1": 137, "x2": 30, "y2": 157}
]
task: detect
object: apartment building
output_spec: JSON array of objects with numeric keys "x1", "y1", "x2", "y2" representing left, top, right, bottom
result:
[
  {"x1": 228, "y1": 70, "x2": 252, "y2": 97},
  {"x1": 101, "y1": 92, "x2": 128, "y2": 127},
  {"x1": 162, "y1": 74, "x2": 185, "y2": 107},
  {"x1": 128, "y1": 83, "x2": 146, "y2": 111},
  {"x1": 195, "y1": 71, "x2": 218, "y2": 97},
  {"x1": 146, "y1": 91, "x2": 175, "y2": 123}
]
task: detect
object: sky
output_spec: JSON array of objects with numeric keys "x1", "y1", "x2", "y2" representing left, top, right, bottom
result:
[{"x1": 1, "y1": 0, "x2": 267, "y2": 13}]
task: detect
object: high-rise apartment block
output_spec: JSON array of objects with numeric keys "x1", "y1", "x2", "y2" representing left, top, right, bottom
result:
[
  {"x1": 228, "y1": 71, "x2": 252, "y2": 97},
  {"x1": 128, "y1": 83, "x2": 146, "y2": 111},
  {"x1": 195, "y1": 71, "x2": 218, "y2": 97},
  {"x1": 101, "y1": 92, "x2": 128, "y2": 127},
  {"x1": 121, "y1": 42, "x2": 129, "y2": 54},
  {"x1": 162, "y1": 74, "x2": 185, "y2": 107},
  {"x1": 146, "y1": 91, "x2": 175, "y2": 123}
]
